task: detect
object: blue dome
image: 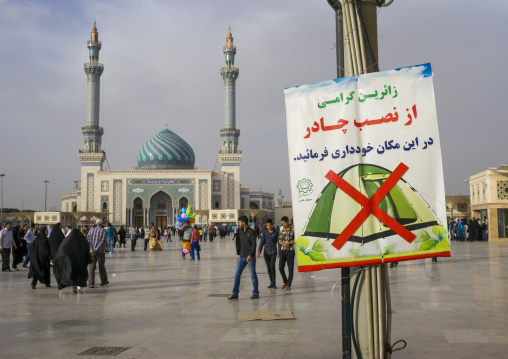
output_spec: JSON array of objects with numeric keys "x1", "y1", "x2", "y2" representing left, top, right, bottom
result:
[{"x1": 137, "y1": 129, "x2": 195, "y2": 169}]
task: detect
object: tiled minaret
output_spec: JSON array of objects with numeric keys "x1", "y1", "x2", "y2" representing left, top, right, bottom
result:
[
  {"x1": 79, "y1": 22, "x2": 106, "y2": 212},
  {"x1": 219, "y1": 28, "x2": 242, "y2": 209}
]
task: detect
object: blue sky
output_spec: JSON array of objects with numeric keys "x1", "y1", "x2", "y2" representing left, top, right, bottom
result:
[{"x1": 1, "y1": 0, "x2": 507, "y2": 210}]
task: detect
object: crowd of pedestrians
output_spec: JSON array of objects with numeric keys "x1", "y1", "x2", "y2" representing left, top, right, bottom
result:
[
  {"x1": 1, "y1": 217, "x2": 296, "y2": 300},
  {"x1": 448, "y1": 217, "x2": 488, "y2": 242}
]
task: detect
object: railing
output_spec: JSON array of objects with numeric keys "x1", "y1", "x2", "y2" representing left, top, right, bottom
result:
[
  {"x1": 223, "y1": 46, "x2": 236, "y2": 51},
  {"x1": 219, "y1": 150, "x2": 242, "y2": 154},
  {"x1": 84, "y1": 62, "x2": 104, "y2": 69},
  {"x1": 220, "y1": 128, "x2": 240, "y2": 135}
]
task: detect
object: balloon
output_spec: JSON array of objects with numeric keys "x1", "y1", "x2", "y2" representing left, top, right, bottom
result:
[
  {"x1": 182, "y1": 248, "x2": 190, "y2": 254},
  {"x1": 175, "y1": 221, "x2": 183, "y2": 230},
  {"x1": 181, "y1": 214, "x2": 187, "y2": 220},
  {"x1": 189, "y1": 218, "x2": 195, "y2": 223}
]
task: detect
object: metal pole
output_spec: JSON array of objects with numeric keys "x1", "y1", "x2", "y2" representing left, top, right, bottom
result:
[
  {"x1": 328, "y1": 0, "x2": 344, "y2": 78},
  {"x1": 44, "y1": 180, "x2": 49, "y2": 211},
  {"x1": 0, "y1": 174, "x2": 4, "y2": 214},
  {"x1": 327, "y1": 2, "x2": 351, "y2": 357}
]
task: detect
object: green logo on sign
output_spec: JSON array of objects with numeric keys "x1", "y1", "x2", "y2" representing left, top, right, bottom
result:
[{"x1": 297, "y1": 178, "x2": 313, "y2": 199}]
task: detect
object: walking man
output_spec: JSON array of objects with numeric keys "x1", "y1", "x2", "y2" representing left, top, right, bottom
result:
[
  {"x1": 278, "y1": 216, "x2": 295, "y2": 290},
  {"x1": 202, "y1": 225, "x2": 208, "y2": 242},
  {"x1": 22, "y1": 223, "x2": 36, "y2": 268},
  {"x1": 87, "y1": 219, "x2": 109, "y2": 288},
  {"x1": 130, "y1": 225, "x2": 137, "y2": 251},
  {"x1": 257, "y1": 219, "x2": 279, "y2": 289},
  {"x1": 0, "y1": 222, "x2": 16, "y2": 272},
  {"x1": 106, "y1": 223, "x2": 115, "y2": 254},
  {"x1": 229, "y1": 216, "x2": 259, "y2": 299}
]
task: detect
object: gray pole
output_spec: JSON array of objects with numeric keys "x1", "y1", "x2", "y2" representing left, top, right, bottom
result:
[
  {"x1": 326, "y1": 2, "x2": 351, "y2": 358},
  {"x1": 44, "y1": 180, "x2": 49, "y2": 211},
  {"x1": 0, "y1": 174, "x2": 5, "y2": 214},
  {"x1": 327, "y1": 0, "x2": 344, "y2": 78}
]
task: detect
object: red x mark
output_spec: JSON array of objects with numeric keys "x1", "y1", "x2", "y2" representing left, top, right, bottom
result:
[{"x1": 325, "y1": 162, "x2": 416, "y2": 251}]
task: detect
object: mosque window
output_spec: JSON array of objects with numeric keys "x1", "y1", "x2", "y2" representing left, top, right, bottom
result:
[
  {"x1": 102, "y1": 202, "x2": 108, "y2": 212},
  {"x1": 214, "y1": 202, "x2": 220, "y2": 209}
]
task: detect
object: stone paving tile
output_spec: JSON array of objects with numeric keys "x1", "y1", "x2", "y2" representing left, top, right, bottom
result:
[{"x1": 2, "y1": 238, "x2": 508, "y2": 358}]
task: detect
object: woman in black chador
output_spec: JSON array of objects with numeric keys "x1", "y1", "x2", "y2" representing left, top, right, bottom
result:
[
  {"x1": 53, "y1": 229, "x2": 91, "y2": 294},
  {"x1": 11, "y1": 225, "x2": 25, "y2": 270},
  {"x1": 28, "y1": 227, "x2": 52, "y2": 289},
  {"x1": 48, "y1": 223, "x2": 65, "y2": 260}
]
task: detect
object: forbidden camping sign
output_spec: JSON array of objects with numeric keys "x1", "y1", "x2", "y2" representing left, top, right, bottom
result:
[{"x1": 284, "y1": 63, "x2": 450, "y2": 272}]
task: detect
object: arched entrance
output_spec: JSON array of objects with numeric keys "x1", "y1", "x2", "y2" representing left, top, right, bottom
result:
[
  {"x1": 179, "y1": 196, "x2": 189, "y2": 210},
  {"x1": 150, "y1": 191, "x2": 172, "y2": 228},
  {"x1": 133, "y1": 197, "x2": 144, "y2": 227}
]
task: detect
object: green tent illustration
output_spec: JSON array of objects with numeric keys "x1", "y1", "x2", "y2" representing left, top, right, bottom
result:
[{"x1": 303, "y1": 163, "x2": 440, "y2": 245}]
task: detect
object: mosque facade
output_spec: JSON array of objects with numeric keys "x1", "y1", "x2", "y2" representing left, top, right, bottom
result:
[{"x1": 59, "y1": 24, "x2": 274, "y2": 227}]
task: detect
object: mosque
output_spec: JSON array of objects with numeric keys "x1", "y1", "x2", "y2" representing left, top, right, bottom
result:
[{"x1": 53, "y1": 23, "x2": 274, "y2": 228}]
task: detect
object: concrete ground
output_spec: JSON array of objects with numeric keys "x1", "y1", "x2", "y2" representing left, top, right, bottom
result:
[{"x1": 1, "y1": 236, "x2": 507, "y2": 358}]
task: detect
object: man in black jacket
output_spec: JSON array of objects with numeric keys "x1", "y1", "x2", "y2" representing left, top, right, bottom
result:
[{"x1": 228, "y1": 216, "x2": 259, "y2": 300}]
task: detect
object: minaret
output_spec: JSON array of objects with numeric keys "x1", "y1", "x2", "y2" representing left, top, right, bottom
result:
[
  {"x1": 79, "y1": 21, "x2": 106, "y2": 166},
  {"x1": 219, "y1": 28, "x2": 242, "y2": 209},
  {"x1": 79, "y1": 22, "x2": 106, "y2": 212}
]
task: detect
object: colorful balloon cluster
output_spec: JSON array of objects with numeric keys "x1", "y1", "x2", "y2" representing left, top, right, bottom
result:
[{"x1": 175, "y1": 206, "x2": 197, "y2": 230}]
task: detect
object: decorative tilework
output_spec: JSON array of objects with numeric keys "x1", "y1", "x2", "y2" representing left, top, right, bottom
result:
[
  {"x1": 213, "y1": 180, "x2": 221, "y2": 192},
  {"x1": 498, "y1": 181, "x2": 508, "y2": 200},
  {"x1": 228, "y1": 173, "x2": 234, "y2": 209},
  {"x1": 87, "y1": 174, "x2": 94, "y2": 211},
  {"x1": 101, "y1": 180, "x2": 109, "y2": 192},
  {"x1": 199, "y1": 180, "x2": 208, "y2": 209},
  {"x1": 114, "y1": 180, "x2": 122, "y2": 222}
]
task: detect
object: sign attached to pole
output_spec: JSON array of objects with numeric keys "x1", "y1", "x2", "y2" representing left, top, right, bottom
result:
[{"x1": 284, "y1": 63, "x2": 450, "y2": 272}]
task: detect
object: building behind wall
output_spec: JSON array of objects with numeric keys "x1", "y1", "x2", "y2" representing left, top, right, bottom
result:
[
  {"x1": 445, "y1": 195, "x2": 470, "y2": 221},
  {"x1": 467, "y1": 164, "x2": 508, "y2": 241}
]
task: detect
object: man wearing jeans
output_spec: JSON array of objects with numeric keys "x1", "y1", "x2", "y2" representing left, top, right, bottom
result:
[
  {"x1": 278, "y1": 216, "x2": 295, "y2": 290},
  {"x1": 106, "y1": 223, "x2": 115, "y2": 254},
  {"x1": 0, "y1": 222, "x2": 16, "y2": 272},
  {"x1": 228, "y1": 216, "x2": 259, "y2": 299},
  {"x1": 257, "y1": 219, "x2": 279, "y2": 289},
  {"x1": 22, "y1": 223, "x2": 36, "y2": 267},
  {"x1": 87, "y1": 219, "x2": 109, "y2": 288}
]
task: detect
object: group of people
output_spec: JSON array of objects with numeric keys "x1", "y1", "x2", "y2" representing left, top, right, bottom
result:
[
  {"x1": 449, "y1": 217, "x2": 488, "y2": 242},
  {"x1": 0, "y1": 220, "x2": 111, "y2": 293},
  {"x1": 1, "y1": 216, "x2": 297, "y2": 299},
  {"x1": 228, "y1": 216, "x2": 294, "y2": 299}
]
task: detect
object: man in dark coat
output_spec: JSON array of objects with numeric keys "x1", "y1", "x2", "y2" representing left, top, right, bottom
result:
[
  {"x1": 53, "y1": 229, "x2": 91, "y2": 293},
  {"x1": 28, "y1": 227, "x2": 52, "y2": 289},
  {"x1": 48, "y1": 223, "x2": 65, "y2": 260}
]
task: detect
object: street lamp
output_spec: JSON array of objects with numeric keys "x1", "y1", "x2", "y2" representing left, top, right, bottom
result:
[
  {"x1": 44, "y1": 180, "x2": 49, "y2": 211},
  {"x1": 0, "y1": 174, "x2": 5, "y2": 214}
]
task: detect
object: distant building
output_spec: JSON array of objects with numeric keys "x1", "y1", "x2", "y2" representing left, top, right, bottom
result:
[
  {"x1": 445, "y1": 195, "x2": 470, "y2": 221},
  {"x1": 466, "y1": 164, "x2": 508, "y2": 241}
]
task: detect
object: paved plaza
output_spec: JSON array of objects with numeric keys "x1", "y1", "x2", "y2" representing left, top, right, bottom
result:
[{"x1": 1, "y1": 236, "x2": 508, "y2": 358}]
